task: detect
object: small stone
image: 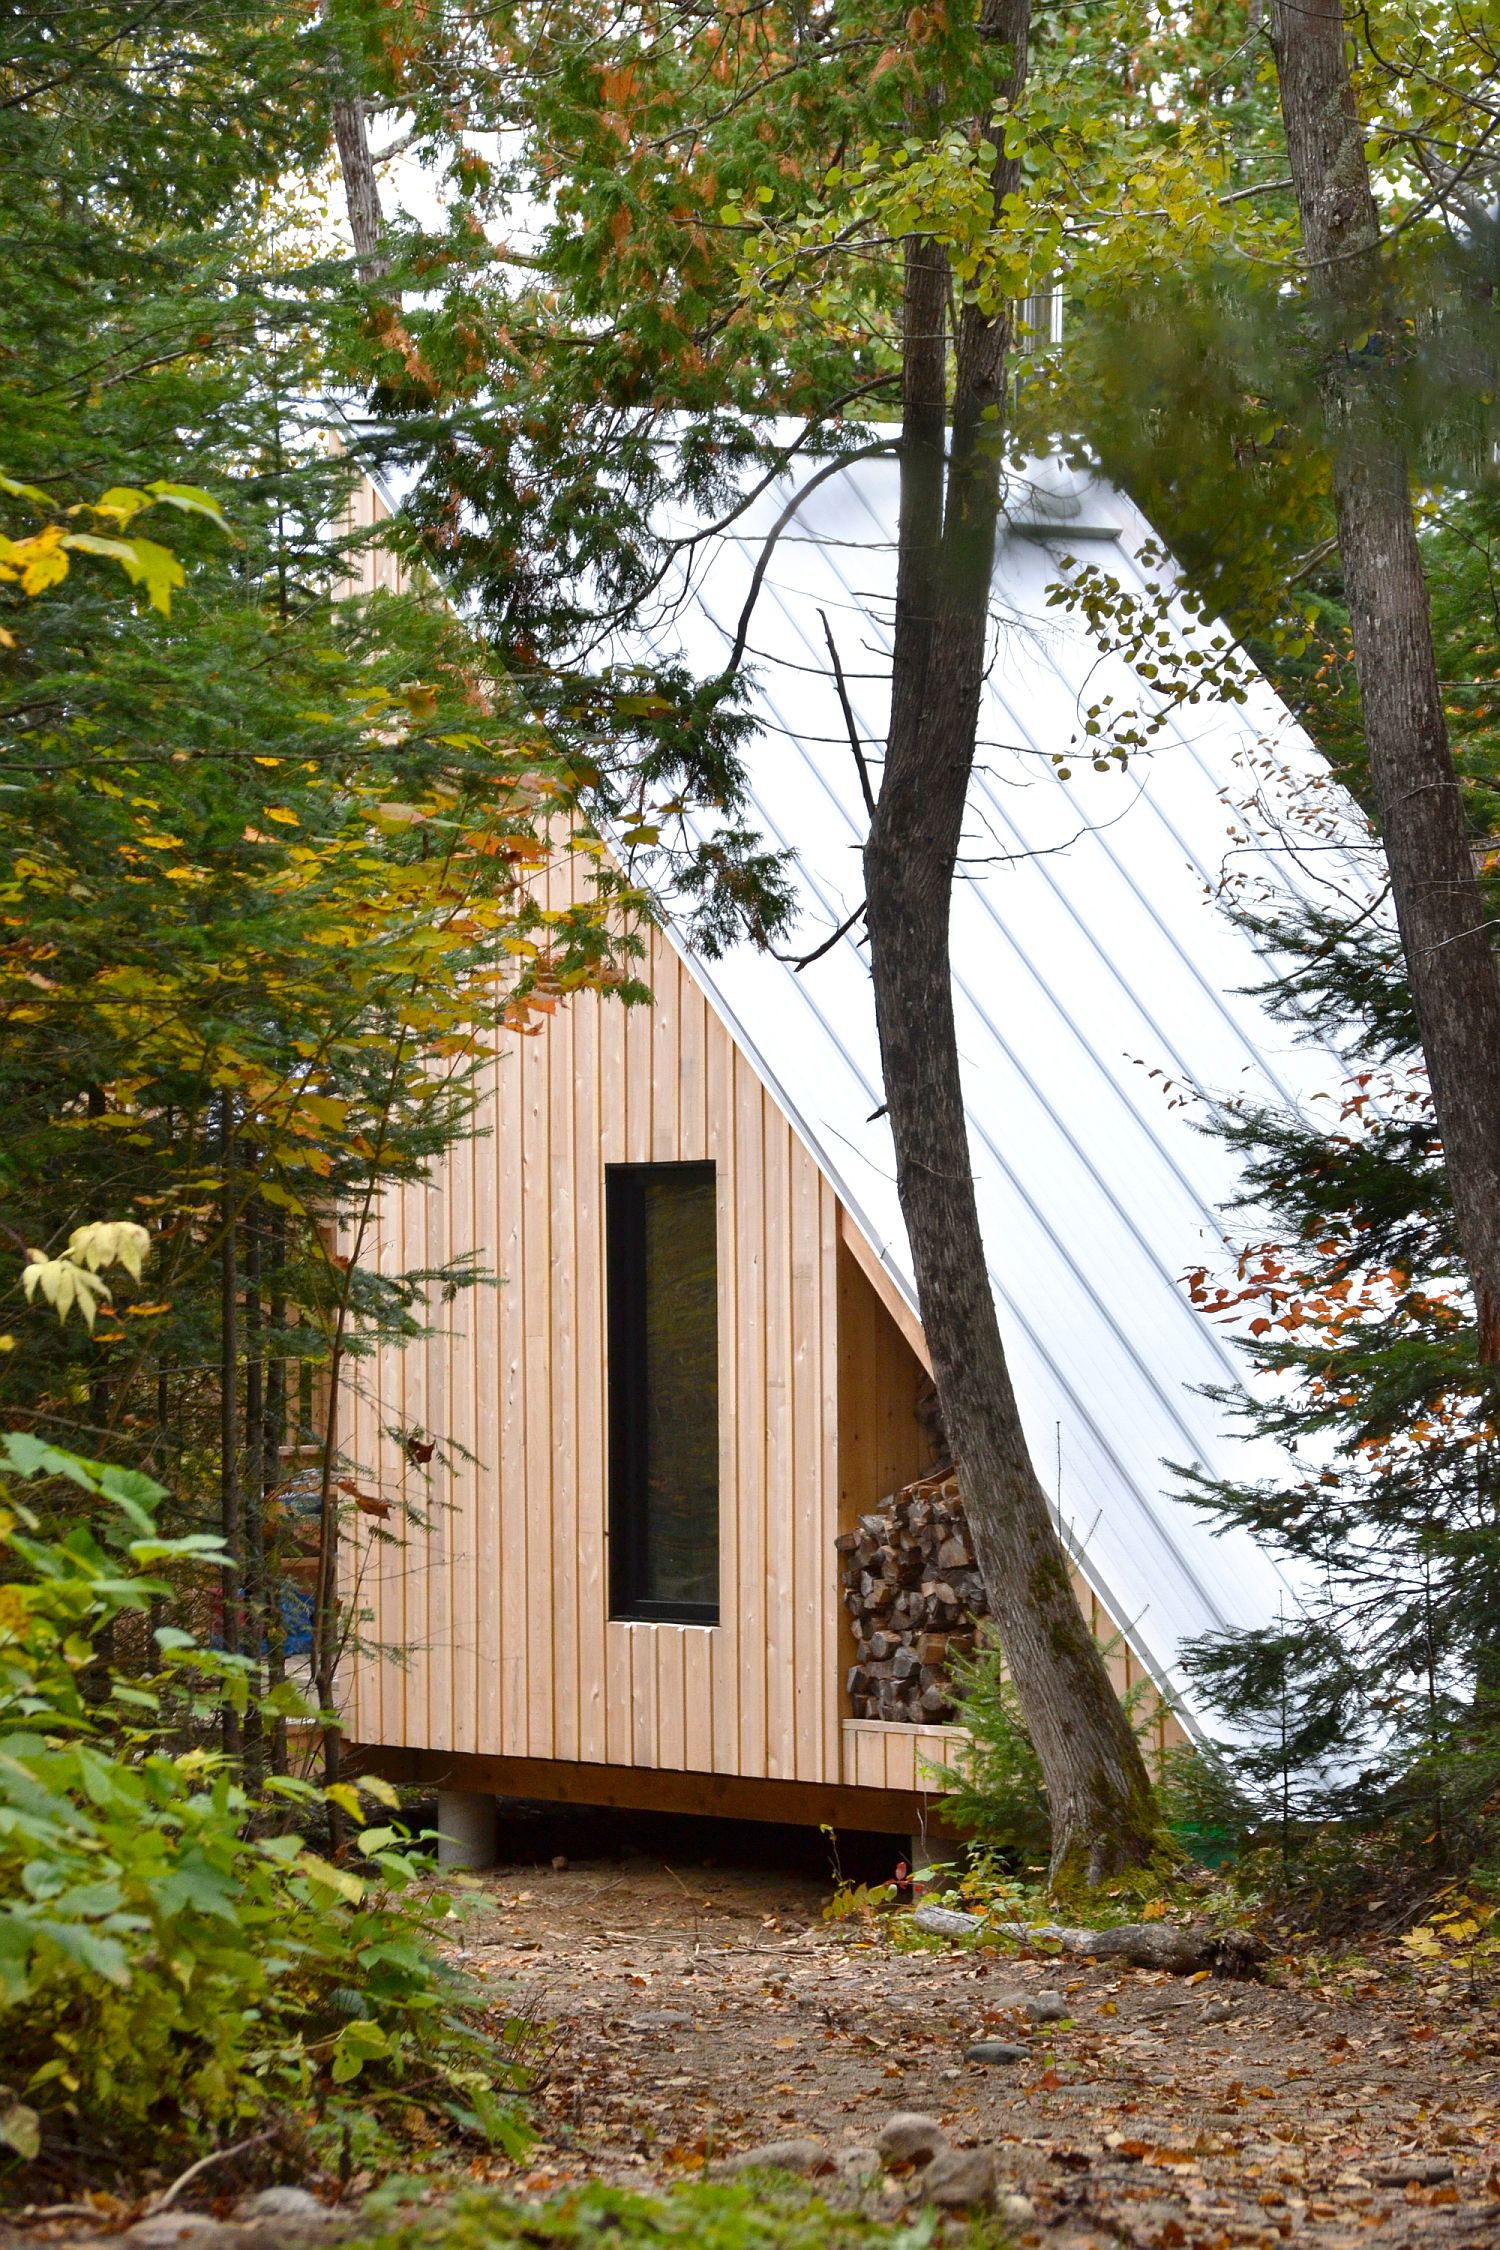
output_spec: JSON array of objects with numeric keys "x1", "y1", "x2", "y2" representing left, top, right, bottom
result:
[
  {"x1": 911, "y1": 1903, "x2": 981, "y2": 1939},
  {"x1": 1201, "y1": 1998, "x2": 1234, "y2": 2023},
  {"x1": 1027, "y1": 1990, "x2": 1069, "y2": 2022},
  {"x1": 836, "y1": 2145, "x2": 882, "y2": 2183},
  {"x1": 876, "y1": 2112, "x2": 949, "y2": 2167},
  {"x1": 719, "y1": 2138, "x2": 829, "y2": 2176},
  {"x1": 919, "y1": 2147, "x2": 995, "y2": 2209},
  {"x1": 999, "y1": 2192, "x2": 1036, "y2": 2223},
  {"x1": 1365, "y1": 2155, "x2": 1454, "y2": 2186},
  {"x1": 126, "y1": 2220, "x2": 237, "y2": 2250},
  {"x1": 966, "y1": 2039, "x2": 1028, "y2": 2065},
  {"x1": 236, "y1": 2188, "x2": 328, "y2": 2222}
]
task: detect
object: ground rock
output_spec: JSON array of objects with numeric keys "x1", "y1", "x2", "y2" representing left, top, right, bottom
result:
[
  {"x1": 1026, "y1": 1990, "x2": 1068, "y2": 2022},
  {"x1": 718, "y1": 2138, "x2": 830, "y2": 2176},
  {"x1": 910, "y1": 1904, "x2": 980, "y2": 1939},
  {"x1": 835, "y1": 2145, "x2": 882, "y2": 2183},
  {"x1": 876, "y1": 2113, "x2": 948, "y2": 2167},
  {"x1": 235, "y1": 2190, "x2": 328, "y2": 2223},
  {"x1": 966, "y1": 2038, "x2": 1029, "y2": 2064},
  {"x1": 999, "y1": 2192, "x2": 1036, "y2": 2222},
  {"x1": 124, "y1": 2219, "x2": 239, "y2": 2250},
  {"x1": 919, "y1": 2147, "x2": 995, "y2": 2209},
  {"x1": 1365, "y1": 2155, "x2": 1454, "y2": 2186}
]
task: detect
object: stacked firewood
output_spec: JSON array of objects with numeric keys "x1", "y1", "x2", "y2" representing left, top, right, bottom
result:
[{"x1": 836, "y1": 1473, "x2": 990, "y2": 1724}]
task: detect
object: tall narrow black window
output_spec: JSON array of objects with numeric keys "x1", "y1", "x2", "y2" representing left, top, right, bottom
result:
[{"x1": 607, "y1": 1162, "x2": 720, "y2": 1623}]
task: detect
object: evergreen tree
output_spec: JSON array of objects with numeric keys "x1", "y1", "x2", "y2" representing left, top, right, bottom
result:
[
  {"x1": 1174, "y1": 495, "x2": 1500, "y2": 1865},
  {"x1": 0, "y1": 1, "x2": 648, "y2": 1773}
]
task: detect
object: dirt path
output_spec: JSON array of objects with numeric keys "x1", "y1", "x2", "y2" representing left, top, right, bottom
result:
[{"x1": 454, "y1": 1847, "x2": 1500, "y2": 2249}]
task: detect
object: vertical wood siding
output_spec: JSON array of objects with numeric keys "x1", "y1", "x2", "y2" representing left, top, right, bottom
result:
[
  {"x1": 343, "y1": 881, "x2": 847, "y2": 1783},
  {"x1": 836, "y1": 1240, "x2": 934, "y2": 1536}
]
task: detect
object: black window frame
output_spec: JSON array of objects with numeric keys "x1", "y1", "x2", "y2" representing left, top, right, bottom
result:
[{"x1": 606, "y1": 1160, "x2": 721, "y2": 1625}]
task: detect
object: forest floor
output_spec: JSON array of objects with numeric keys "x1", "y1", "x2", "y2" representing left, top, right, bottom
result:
[
  {"x1": 442, "y1": 1821, "x2": 1500, "y2": 2250},
  {"x1": 10, "y1": 1817, "x2": 1500, "y2": 2250}
]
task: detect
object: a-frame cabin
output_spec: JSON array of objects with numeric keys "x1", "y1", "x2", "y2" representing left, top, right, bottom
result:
[{"x1": 341, "y1": 446, "x2": 1337, "y2": 1856}]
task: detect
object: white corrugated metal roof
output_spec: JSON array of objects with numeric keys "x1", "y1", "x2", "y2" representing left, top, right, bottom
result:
[{"x1": 614, "y1": 442, "x2": 1370, "y2": 1727}]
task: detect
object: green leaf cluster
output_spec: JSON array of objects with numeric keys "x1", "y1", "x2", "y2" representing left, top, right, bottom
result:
[
  {"x1": 0, "y1": 1, "x2": 649, "y2": 1604},
  {"x1": 0, "y1": 1435, "x2": 526, "y2": 2163},
  {"x1": 358, "y1": 2177, "x2": 977, "y2": 2250}
]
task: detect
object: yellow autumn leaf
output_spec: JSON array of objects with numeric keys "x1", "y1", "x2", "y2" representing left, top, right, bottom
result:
[
  {"x1": 296, "y1": 1850, "x2": 366, "y2": 1904},
  {"x1": 265, "y1": 807, "x2": 300, "y2": 825},
  {"x1": 0, "y1": 525, "x2": 69, "y2": 594}
]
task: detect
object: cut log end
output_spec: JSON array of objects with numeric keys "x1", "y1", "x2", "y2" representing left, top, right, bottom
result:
[{"x1": 840, "y1": 1473, "x2": 981, "y2": 1724}]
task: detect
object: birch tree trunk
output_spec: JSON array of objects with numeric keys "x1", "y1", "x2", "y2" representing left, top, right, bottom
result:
[
  {"x1": 1270, "y1": 0, "x2": 1500, "y2": 1365},
  {"x1": 863, "y1": 0, "x2": 1161, "y2": 1885}
]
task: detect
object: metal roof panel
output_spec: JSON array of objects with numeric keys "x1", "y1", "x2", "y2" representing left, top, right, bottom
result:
[{"x1": 632, "y1": 445, "x2": 1366, "y2": 1721}]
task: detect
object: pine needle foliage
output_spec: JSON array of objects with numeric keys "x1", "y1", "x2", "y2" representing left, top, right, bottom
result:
[{"x1": 1171, "y1": 496, "x2": 1500, "y2": 1876}]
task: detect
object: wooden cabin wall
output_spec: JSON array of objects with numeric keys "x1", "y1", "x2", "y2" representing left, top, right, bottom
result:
[
  {"x1": 835, "y1": 1239, "x2": 933, "y2": 1534},
  {"x1": 342, "y1": 864, "x2": 848, "y2": 1786},
  {"x1": 341, "y1": 474, "x2": 408, "y2": 597}
]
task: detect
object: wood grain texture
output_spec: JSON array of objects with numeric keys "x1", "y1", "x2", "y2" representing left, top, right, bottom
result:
[
  {"x1": 342, "y1": 860, "x2": 1188, "y2": 1793},
  {"x1": 836, "y1": 1238, "x2": 935, "y2": 1539},
  {"x1": 352, "y1": 1741, "x2": 959, "y2": 1837},
  {"x1": 841, "y1": 1718, "x2": 961, "y2": 1796},
  {"x1": 343, "y1": 883, "x2": 849, "y2": 1783}
]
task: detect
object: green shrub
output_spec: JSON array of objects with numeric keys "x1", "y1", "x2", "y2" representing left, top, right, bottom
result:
[
  {"x1": 924, "y1": 1631, "x2": 1051, "y2": 1868},
  {"x1": 1155, "y1": 1742, "x2": 1258, "y2": 1869},
  {"x1": 930, "y1": 1627, "x2": 1192, "y2": 1881},
  {"x1": 359, "y1": 2177, "x2": 1000, "y2": 2250},
  {"x1": 0, "y1": 1433, "x2": 524, "y2": 2175}
]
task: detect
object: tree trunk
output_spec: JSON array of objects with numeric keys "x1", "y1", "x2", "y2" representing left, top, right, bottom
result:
[
  {"x1": 264, "y1": 1208, "x2": 290, "y2": 1777},
  {"x1": 1270, "y1": 0, "x2": 1500, "y2": 1366},
  {"x1": 330, "y1": 83, "x2": 389, "y2": 282},
  {"x1": 862, "y1": 0, "x2": 1161, "y2": 1887},
  {"x1": 242, "y1": 1183, "x2": 266, "y2": 1789},
  {"x1": 220, "y1": 1100, "x2": 243, "y2": 1759}
]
